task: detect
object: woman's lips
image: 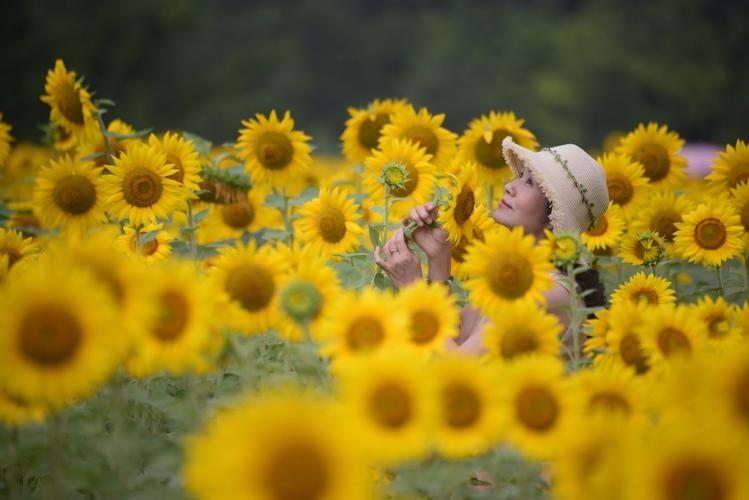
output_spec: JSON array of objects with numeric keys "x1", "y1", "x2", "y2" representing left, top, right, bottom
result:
[{"x1": 500, "y1": 199, "x2": 512, "y2": 209}]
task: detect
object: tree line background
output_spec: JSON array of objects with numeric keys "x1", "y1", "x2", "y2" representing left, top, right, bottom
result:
[{"x1": 2, "y1": 0, "x2": 748, "y2": 153}]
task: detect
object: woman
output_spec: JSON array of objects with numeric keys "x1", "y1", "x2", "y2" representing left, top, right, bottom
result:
[{"x1": 374, "y1": 136, "x2": 609, "y2": 355}]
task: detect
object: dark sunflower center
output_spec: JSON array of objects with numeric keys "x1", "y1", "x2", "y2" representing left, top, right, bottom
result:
[
  {"x1": 728, "y1": 163, "x2": 749, "y2": 189},
  {"x1": 370, "y1": 383, "x2": 412, "y2": 429},
  {"x1": 263, "y1": 441, "x2": 329, "y2": 500},
  {"x1": 707, "y1": 315, "x2": 729, "y2": 339},
  {"x1": 58, "y1": 82, "x2": 85, "y2": 125},
  {"x1": 403, "y1": 126, "x2": 438, "y2": 156},
  {"x1": 358, "y1": 113, "x2": 390, "y2": 151},
  {"x1": 740, "y1": 203, "x2": 749, "y2": 232},
  {"x1": 280, "y1": 281, "x2": 323, "y2": 324},
  {"x1": 317, "y1": 207, "x2": 347, "y2": 243},
  {"x1": 129, "y1": 235, "x2": 159, "y2": 256},
  {"x1": 153, "y1": 290, "x2": 190, "y2": 342},
  {"x1": 19, "y1": 304, "x2": 82, "y2": 366},
  {"x1": 663, "y1": 458, "x2": 729, "y2": 500},
  {"x1": 500, "y1": 328, "x2": 539, "y2": 359},
  {"x1": 516, "y1": 386, "x2": 559, "y2": 432},
  {"x1": 257, "y1": 132, "x2": 294, "y2": 170},
  {"x1": 2, "y1": 248, "x2": 23, "y2": 268},
  {"x1": 53, "y1": 175, "x2": 97, "y2": 215},
  {"x1": 443, "y1": 383, "x2": 481, "y2": 428},
  {"x1": 122, "y1": 167, "x2": 164, "y2": 208},
  {"x1": 486, "y1": 253, "x2": 533, "y2": 300},
  {"x1": 619, "y1": 333, "x2": 649, "y2": 374},
  {"x1": 694, "y1": 218, "x2": 727, "y2": 250},
  {"x1": 632, "y1": 288, "x2": 660, "y2": 305},
  {"x1": 474, "y1": 131, "x2": 510, "y2": 170},
  {"x1": 653, "y1": 211, "x2": 681, "y2": 242},
  {"x1": 633, "y1": 142, "x2": 670, "y2": 182},
  {"x1": 589, "y1": 391, "x2": 631, "y2": 415},
  {"x1": 586, "y1": 215, "x2": 609, "y2": 237},
  {"x1": 657, "y1": 327, "x2": 692, "y2": 357},
  {"x1": 222, "y1": 202, "x2": 255, "y2": 229},
  {"x1": 451, "y1": 237, "x2": 469, "y2": 263},
  {"x1": 225, "y1": 264, "x2": 275, "y2": 312},
  {"x1": 454, "y1": 187, "x2": 475, "y2": 225},
  {"x1": 391, "y1": 162, "x2": 419, "y2": 198},
  {"x1": 345, "y1": 316, "x2": 384, "y2": 351},
  {"x1": 733, "y1": 366, "x2": 749, "y2": 423},
  {"x1": 607, "y1": 175, "x2": 634, "y2": 205},
  {"x1": 165, "y1": 153, "x2": 185, "y2": 184},
  {"x1": 409, "y1": 310, "x2": 440, "y2": 344}
]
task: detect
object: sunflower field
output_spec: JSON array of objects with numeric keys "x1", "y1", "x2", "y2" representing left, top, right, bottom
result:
[{"x1": 1, "y1": 59, "x2": 749, "y2": 500}]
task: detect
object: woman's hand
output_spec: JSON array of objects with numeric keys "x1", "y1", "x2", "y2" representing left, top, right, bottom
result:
[
  {"x1": 374, "y1": 228, "x2": 423, "y2": 288},
  {"x1": 403, "y1": 202, "x2": 451, "y2": 281}
]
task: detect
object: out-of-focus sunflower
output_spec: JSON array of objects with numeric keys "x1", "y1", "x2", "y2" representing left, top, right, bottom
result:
[
  {"x1": 569, "y1": 365, "x2": 644, "y2": 421},
  {"x1": 541, "y1": 229, "x2": 584, "y2": 268},
  {"x1": 499, "y1": 356, "x2": 577, "y2": 460},
  {"x1": 116, "y1": 223, "x2": 173, "y2": 263},
  {"x1": 462, "y1": 226, "x2": 555, "y2": 313},
  {"x1": 0, "y1": 259, "x2": 123, "y2": 409},
  {"x1": 438, "y1": 162, "x2": 489, "y2": 245},
  {"x1": 319, "y1": 288, "x2": 409, "y2": 363},
  {"x1": 450, "y1": 209, "x2": 497, "y2": 280},
  {"x1": 0, "y1": 112, "x2": 13, "y2": 167},
  {"x1": 701, "y1": 344, "x2": 749, "y2": 442},
  {"x1": 211, "y1": 240, "x2": 289, "y2": 336},
  {"x1": 77, "y1": 118, "x2": 138, "y2": 167},
  {"x1": 336, "y1": 349, "x2": 433, "y2": 464},
  {"x1": 127, "y1": 261, "x2": 219, "y2": 377},
  {"x1": 197, "y1": 188, "x2": 283, "y2": 244},
  {"x1": 456, "y1": 111, "x2": 539, "y2": 186},
  {"x1": 481, "y1": 301, "x2": 562, "y2": 362},
  {"x1": 619, "y1": 230, "x2": 666, "y2": 267},
  {"x1": 236, "y1": 110, "x2": 312, "y2": 189},
  {"x1": 597, "y1": 152, "x2": 649, "y2": 217},
  {"x1": 673, "y1": 201, "x2": 744, "y2": 267},
  {"x1": 341, "y1": 98, "x2": 409, "y2": 164},
  {"x1": 611, "y1": 271, "x2": 675, "y2": 307},
  {"x1": 276, "y1": 254, "x2": 342, "y2": 343},
  {"x1": 101, "y1": 142, "x2": 184, "y2": 226},
  {"x1": 691, "y1": 295, "x2": 742, "y2": 350},
  {"x1": 583, "y1": 308, "x2": 611, "y2": 359},
  {"x1": 630, "y1": 190, "x2": 691, "y2": 257},
  {"x1": 148, "y1": 132, "x2": 203, "y2": 196},
  {"x1": 379, "y1": 105, "x2": 457, "y2": 171},
  {"x1": 295, "y1": 187, "x2": 363, "y2": 256},
  {"x1": 705, "y1": 139, "x2": 749, "y2": 194},
  {"x1": 729, "y1": 182, "x2": 749, "y2": 246},
  {"x1": 615, "y1": 122, "x2": 686, "y2": 188},
  {"x1": 397, "y1": 280, "x2": 459, "y2": 355},
  {"x1": 184, "y1": 391, "x2": 371, "y2": 500},
  {"x1": 581, "y1": 202, "x2": 625, "y2": 251},
  {"x1": 2, "y1": 143, "x2": 50, "y2": 196},
  {"x1": 0, "y1": 388, "x2": 47, "y2": 427},
  {"x1": 605, "y1": 301, "x2": 651, "y2": 375},
  {"x1": 33, "y1": 154, "x2": 106, "y2": 233},
  {"x1": 430, "y1": 355, "x2": 504, "y2": 458},
  {"x1": 0, "y1": 227, "x2": 38, "y2": 273},
  {"x1": 40, "y1": 59, "x2": 99, "y2": 141},
  {"x1": 637, "y1": 304, "x2": 707, "y2": 370}
]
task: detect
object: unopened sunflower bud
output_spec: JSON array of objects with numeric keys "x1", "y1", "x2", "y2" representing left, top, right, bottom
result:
[{"x1": 380, "y1": 160, "x2": 410, "y2": 192}]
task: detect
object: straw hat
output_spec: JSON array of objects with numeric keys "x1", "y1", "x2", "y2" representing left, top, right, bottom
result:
[{"x1": 501, "y1": 136, "x2": 609, "y2": 234}]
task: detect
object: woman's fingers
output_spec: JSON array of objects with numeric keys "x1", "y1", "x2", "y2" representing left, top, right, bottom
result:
[
  {"x1": 416, "y1": 204, "x2": 432, "y2": 224},
  {"x1": 393, "y1": 228, "x2": 408, "y2": 252},
  {"x1": 409, "y1": 207, "x2": 424, "y2": 226},
  {"x1": 373, "y1": 246, "x2": 388, "y2": 270}
]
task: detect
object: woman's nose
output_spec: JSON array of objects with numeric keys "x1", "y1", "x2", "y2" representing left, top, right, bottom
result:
[{"x1": 505, "y1": 179, "x2": 516, "y2": 196}]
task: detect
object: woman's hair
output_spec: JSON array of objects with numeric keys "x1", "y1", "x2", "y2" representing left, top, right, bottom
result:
[{"x1": 543, "y1": 200, "x2": 607, "y2": 312}]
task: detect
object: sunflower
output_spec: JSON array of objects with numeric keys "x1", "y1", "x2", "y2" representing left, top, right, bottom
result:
[
  {"x1": 0, "y1": 387, "x2": 47, "y2": 427},
  {"x1": 581, "y1": 202, "x2": 626, "y2": 251},
  {"x1": 637, "y1": 304, "x2": 707, "y2": 370},
  {"x1": 101, "y1": 142, "x2": 184, "y2": 226},
  {"x1": 295, "y1": 187, "x2": 364, "y2": 256},
  {"x1": 705, "y1": 139, "x2": 749, "y2": 194},
  {"x1": 430, "y1": 355, "x2": 505, "y2": 458},
  {"x1": 500, "y1": 356, "x2": 576, "y2": 460},
  {"x1": 0, "y1": 227, "x2": 38, "y2": 272},
  {"x1": 336, "y1": 349, "x2": 433, "y2": 464},
  {"x1": 729, "y1": 182, "x2": 749, "y2": 246},
  {"x1": 397, "y1": 280, "x2": 459, "y2": 355},
  {"x1": 236, "y1": 110, "x2": 312, "y2": 189},
  {"x1": 673, "y1": 201, "x2": 744, "y2": 267},
  {"x1": 462, "y1": 226, "x2": 555, "y2": 314},
  {"x1": 570, "y1": 365, "x2": 644, "y2": 421},
  {"x1": 691, "y1": 295, "x2": 742, "y2": 350},
  {"x1": 148, "y1": 131, "x2": 203, "y2": 196},
  {"x1": 481, "y1": 301, "x2": 562, "y2": 362},
  {"x1": 275, "y1": 254, "x2": 342, "y2": 343},
  {"x1": 341, "y1": 98, "x2": 409, "y2": 164},
  {"x1": 583, "y1": 308, "x2": 611, "y2": 357},
  {"x1": 116, "y1": 223, "x2": 173, "y2": 263},
  {"x1": 33, "y1": 154, "x2": 106, "y2": 233},
  {"x1": 619, "y1": 230, "x2": 666, "y2": 267},
  {"x1": 0, "y1": 259, "x2": 123, "y2": 409},
  {"x1": 0, "y1": 112, "x2": 13, "y2": 167},
  {"x1": 438, "y1": 162, "x2": 490, "y2": 245},
  {"x1": 319, "y1": 288, "x2": 409, "y2": 364},
  {"x1": 702, "y1": 344, "x2": 749, "y2": 441},
  {"x1": 77, "y1": 118, "x2": 138, "y2": 166},
  {"x1": 127, "y1": 261, "x2": 219, "y2": 377},
  {"x1": 184, "y1": 390, "x2": 370, "y2": 500},
  {"x1": 211, "y1": 240, "x2": 289, "y2": 336},
  {"x1": 597, "y1": 152, "x2": 649, "y2": 217},
  {"x1": 542, "y1": 229, "x2": 583, "y2": 268},
  {"x1": 610, "y1": 272, "x2": 675, "y2": 308},
  {"x1": 379, "y1": 105, "x2": 457, "y2": 172},
  {"x1": 456, "y1": 111, "x2": 539, "y2": 185},
  {"x1": 605, "y1": 301, "x2": 651, "y2": 375},
  {"x1": 615, "y1": 122, "x2": 686, "y2": 188},
  {"x1": 450, "y1": 209, "x2": 497, "y2": 280},
  {"x1": 197, "y1": 188, "x2": 283, "y2": 244},
  {"x1": 630, "y1": 190, "x2": 691, "y2": 257},
  {"x1": 40, "y1": 59, "x2": 99, "y2": 141}
]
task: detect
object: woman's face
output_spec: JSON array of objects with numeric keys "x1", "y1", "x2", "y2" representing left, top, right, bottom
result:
[{"x1": 491, "y1": 166, "x2": 550, "y2": 237}]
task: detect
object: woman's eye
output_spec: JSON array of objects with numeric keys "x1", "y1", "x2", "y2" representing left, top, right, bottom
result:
[{"x1": 526, "y1": 177, "x2": 533, "y2": 185}]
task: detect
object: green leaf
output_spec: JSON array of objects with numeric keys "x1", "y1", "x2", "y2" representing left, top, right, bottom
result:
[
  {"x1": 139, "y1": 229, "x2": 160, "y2": 244},
  {"x1": 369, "y1": 224, "x2": 381, "y2": 248},
  {"x1": 182, "y1": 131, "x2": 213, "y2": 156},
  {"x1": 265, "y1": 191, "x2": 286, "y2": 210},
  {"x1": 80, "y1": 151, "x2": 105, "y2": 162},
  {"x1": 192, "y1": 208, "x2": 210, "y2": 223},
  {"x1": 95, "y1": 97, "x2": 116, "y2": 107},
  {"x1": 288, "y1": 186, "x2": 320, "y2": 206}
]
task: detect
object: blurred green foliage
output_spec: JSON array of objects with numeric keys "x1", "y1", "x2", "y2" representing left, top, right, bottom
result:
[{"x1": 1, "y1": 0, "x2": 747, "y2": 152}]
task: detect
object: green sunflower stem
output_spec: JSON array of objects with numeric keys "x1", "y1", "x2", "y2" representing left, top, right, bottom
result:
[
  {"x1": 8, "y1": 427, "x2": 20, "y2": 500},
  {"x1": 134, "y1": 225, "x2": 142, "y2": 257},
  {"x1": 383, "y1": 186, "x2": 391, "y2": 244},
  {"x1": 46, "y1": 414, "x2": 67, "y2": 499},
  {"x1": 95, "y1": 109, "x2": 115, "y2": 165},
  {"x1": 716, "y1": 264, "x2": 724, "y2": 298},
  {"x1": 186, "y1": 199, "x2": 198, "y2": 262},
  {"x1": 280, "y1": 187, "x2": 294, "y2": 246}
]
